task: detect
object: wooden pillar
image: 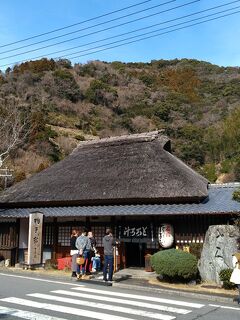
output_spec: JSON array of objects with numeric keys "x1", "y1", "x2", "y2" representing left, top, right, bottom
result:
[
  {"x1": 15, "y1": 218, "x2": 20, "y2": 264},
  {"x1": 86, "y1": 217, "x2": 90, "y2": 231},
  {"x1": 119, "y1": 216, "x2": 126, "y2": 269},
  {"x1": 52, "y1": 218, "x2": 58, "y2": 260}
]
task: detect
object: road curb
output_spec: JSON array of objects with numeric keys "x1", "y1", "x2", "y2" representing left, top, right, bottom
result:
[{"x1": 113, "y1": 282, "x2": 235, "y2": 303}]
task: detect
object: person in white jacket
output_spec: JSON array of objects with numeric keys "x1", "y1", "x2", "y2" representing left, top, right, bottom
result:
[{"x1": 230, "y1": 250, "x2": 240, "y2": 304}]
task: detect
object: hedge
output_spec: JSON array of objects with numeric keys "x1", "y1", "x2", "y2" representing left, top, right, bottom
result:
[{"x1": 151, "y1": 249, "x2": 198, "y2": 281}]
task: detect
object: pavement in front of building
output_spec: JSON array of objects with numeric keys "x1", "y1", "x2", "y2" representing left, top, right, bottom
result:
[{"x1": 0, "y1": 266, "x2": 238, "y2": 304}]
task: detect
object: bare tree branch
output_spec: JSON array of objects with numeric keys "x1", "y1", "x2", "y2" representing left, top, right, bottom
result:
[{"x1": 0, "y1": 96, "x2": 29, "y2": 167}]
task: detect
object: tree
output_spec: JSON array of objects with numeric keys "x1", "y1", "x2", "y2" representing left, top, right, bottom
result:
[{"x1": 0, "y1": 97, "x2": 28, "y2": 167}]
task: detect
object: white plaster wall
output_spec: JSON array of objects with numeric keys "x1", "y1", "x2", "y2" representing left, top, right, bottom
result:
[{"x1": 19, "y1": 218, "x2": 29, "y2": 249}]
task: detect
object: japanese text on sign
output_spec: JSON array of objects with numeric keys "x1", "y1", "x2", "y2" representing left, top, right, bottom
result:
[
  {"x1": 123, "y1": 226, "x2": 148, "y2": 238},
  {"x1": 27, "y1": 212, "x2": 43, "y2": 265}
]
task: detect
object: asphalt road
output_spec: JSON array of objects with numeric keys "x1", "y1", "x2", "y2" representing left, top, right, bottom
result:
[{"x1": 0, "y1": 272, "x2": 240, "y2": 320}]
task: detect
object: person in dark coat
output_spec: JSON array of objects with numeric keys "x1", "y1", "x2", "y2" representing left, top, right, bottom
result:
[
  {"x1": 102, "y1": 228, "x2": 118, "y2": 282},
  {"x1": 87, "y1": 231, "x2": 97, "y2": 273}
]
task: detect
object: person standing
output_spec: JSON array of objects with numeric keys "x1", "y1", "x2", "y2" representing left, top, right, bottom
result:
[
  {"x1": 70, "y1": 229, "x2": 79, "y2": 277},
  {"x1": 102, "y1": 228, "x2": 118, "y2": 282},
  {"x1": 87, "y1": 231, "x2": 97, "y2": 273},
  {"x1": 230, "y1": 240, "x2": 240, "y2": 304},
  {"x1": 88, "y1": 231, "x2": 97, "y2": 252},
  {"x1": 75, "y1": 227, "x2": 91, "y2": 279}
]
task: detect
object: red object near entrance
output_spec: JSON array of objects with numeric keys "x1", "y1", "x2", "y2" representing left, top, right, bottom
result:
[{"x1": 57, "y1": 256, "x2": 72, "y2": 270}]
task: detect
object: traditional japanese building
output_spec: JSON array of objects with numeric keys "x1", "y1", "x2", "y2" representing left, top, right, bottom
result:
[{"x1": 0, "y1": 131, "x2": 239, "y2": 267}]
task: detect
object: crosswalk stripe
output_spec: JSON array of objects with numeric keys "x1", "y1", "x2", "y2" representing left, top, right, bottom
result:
[
  {"x1": 73, "y1": 287, "x2": 204, "y2": 308},
  {"x1": 52, "y1": 289, "x2": 190, "y2": 315},
  {"x1": 28, "y1": 293, "x2": 175, "y2": 320},
  {"x1": 0, "y1": 305, "x2": 67, "y2": 320},
  {"x1": 0, "y1": 297, "x2": 159, "y2": 320},
  {"x1": 209, "y1": 304, "x2": 240, "y2": 311},
  {"x1": 0, "y1": 273, "x2": 82, "y2": 287}
]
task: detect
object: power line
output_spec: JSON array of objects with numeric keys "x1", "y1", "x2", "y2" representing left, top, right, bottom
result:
[
  {"x1": 0, "y1": 0, "x2": 177, "y2": 55},
  {"x1": 1, "y1": 0, "x2": 238, "y2": 64},
  {"x1": 0, "y1": 0, "x2": 200, "y2": 61},
  {"x1": 0, "y1": 0, "x2": 152, "y2": 48},
  {"x1": 60, "y1": 5, "x2": 240, "y2": 59},
  {"x1": 0, "y1": 1, "x2": 239, "y2": 68},
  {"x1": 67, "y1": 9, "x2": 240, "y2": 61}
]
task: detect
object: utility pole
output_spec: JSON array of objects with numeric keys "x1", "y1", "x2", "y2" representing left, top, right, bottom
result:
[
  {"x1": 0, "y1": 156, "x2": 13, "y2": 189},
  {"x1": 0, "y1": 167, "x2": 13, "y2": 189}
]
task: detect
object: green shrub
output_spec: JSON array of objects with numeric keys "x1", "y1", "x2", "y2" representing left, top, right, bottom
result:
[
  {"x1": 150, "y1": 249, "x2": 198, "y2": 281},
  {"x1": 233, "y1": 188, "x2": 240, "y2": 202},
  {"x1": 14, "y1": 170, "x2": 26, "y2": 183},
  {"x1": 219, "y1": 268, "x2": 235, "y2": 289},
  {"x1": 189, "y1": 243, "x2": 203, "y2": 259},
  {"x1": 74, "y1": 134, "x2": 86, "y2": 141},
  {"x1": 200, "y1": 163, "x2": 217, "y2": 182},
  {"x1": 44, "y1": 259, "x2": 58, "y2": 270}
]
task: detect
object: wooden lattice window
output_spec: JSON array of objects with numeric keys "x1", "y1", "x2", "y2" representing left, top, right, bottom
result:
[
  {"x1": 90, "y1": 226, "x2": 111, "y2": 247},
  {"x1": 58, "y1": 226, "x2": 71, "y2": 246},
  {"x1": 43, "y1": 224, "x2": 54, "y2": 246},
  {"x1": 0, "y1": 224, "x2": 18, "y2": 249}
]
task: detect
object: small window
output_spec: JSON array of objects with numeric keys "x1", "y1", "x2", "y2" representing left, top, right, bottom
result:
[{"x1": 58, "y1": 226, "x2": 71, "y2": 246}]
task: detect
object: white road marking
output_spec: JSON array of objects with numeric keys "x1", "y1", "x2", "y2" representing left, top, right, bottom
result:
[
  {"x1": 209, "y1": 304, "x2": 240, "y2": 311},
  {"x1": 0, "y1": 297, "x2": 159, "y2": 320},
  {"x1": 0, "y1": 305, "x2": 67, "y2": 319},
  {"x1": 29, "y1": 293, "x2": 175, "y2": 320},
  {"x1": 52, "y1": 289, "x2": 190, "y2": 314},
  {"x1": 0, "y1": 273, "x2": 83, "y2": 287},
  {"x1": 73, "y1": 286, "x2": 205, "y2": 308}
]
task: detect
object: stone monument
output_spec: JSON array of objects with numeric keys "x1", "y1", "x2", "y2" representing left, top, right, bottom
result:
[{"x1": 198, "y1": 225, "x2": 239, "y2": 284}]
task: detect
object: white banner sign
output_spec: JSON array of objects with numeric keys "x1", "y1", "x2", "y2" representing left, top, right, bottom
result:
[{"x1": 27, "y1": 212, "x2": 43, "y2": 265}]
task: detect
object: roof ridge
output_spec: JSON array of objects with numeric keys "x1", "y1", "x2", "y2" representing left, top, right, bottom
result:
[
  {"x1": 73, "y1": 130, "x2": 166, "y2": 151},
  {"x1": 209, "y1": 182, "x2": 240, "y2": 188}
]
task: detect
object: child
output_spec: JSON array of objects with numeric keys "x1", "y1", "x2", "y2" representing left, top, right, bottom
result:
[{"x1": 91, "y1": 250, "x2": 101, "y2": 272}]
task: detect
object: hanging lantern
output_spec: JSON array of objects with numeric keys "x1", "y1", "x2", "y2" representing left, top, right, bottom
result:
[{"x1": 158, "y1": 224, "x2": 174, "y2": 248}]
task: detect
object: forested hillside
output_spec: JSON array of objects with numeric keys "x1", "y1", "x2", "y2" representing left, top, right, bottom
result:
[{"x1": 0, "y1": 57, "x2": 240, "y2": 189}]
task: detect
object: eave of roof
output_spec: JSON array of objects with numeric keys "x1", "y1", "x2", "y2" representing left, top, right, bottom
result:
[{"x1": 0, "y1": 184, "x2": 239, "y2": 219}]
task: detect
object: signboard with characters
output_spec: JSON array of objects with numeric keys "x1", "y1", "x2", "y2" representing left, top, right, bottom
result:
[{"x1": 158, "y1": 223, "x2": 174, "y2": 248}]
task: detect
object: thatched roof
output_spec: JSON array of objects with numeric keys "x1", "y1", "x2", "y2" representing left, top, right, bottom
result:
[{"x1": 0, "y1": 131, "x2": 208, "y2": 207}]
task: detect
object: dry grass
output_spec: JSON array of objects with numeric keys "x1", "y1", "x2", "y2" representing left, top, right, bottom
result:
[{"x1": 148, "y1": 278, "x2": 238, "y2": 297}]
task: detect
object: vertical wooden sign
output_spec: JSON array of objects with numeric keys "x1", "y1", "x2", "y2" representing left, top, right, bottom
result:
[{"x1": 27, "y1": 212, "x2": 43, "y2": 266}]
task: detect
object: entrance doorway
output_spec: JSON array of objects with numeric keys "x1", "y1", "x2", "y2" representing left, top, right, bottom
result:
[{"x1": 125, "y1": 242, "x2": 146, "y2": 267}]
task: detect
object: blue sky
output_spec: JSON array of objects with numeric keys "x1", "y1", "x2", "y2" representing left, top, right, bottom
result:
[{"x1": 0, "y1": 0, "x2": 240, "y2": 70}]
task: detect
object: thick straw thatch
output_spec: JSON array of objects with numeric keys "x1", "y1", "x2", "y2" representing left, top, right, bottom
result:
[{"x1": 0, "y1": 131, "x2": 208, "y2": 207}]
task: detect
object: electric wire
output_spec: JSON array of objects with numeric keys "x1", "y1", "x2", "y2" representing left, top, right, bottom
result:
[
  {"x1": 2, "y1": 11, "x2": 240, "y2": 69},
  {"x1": 0, "y1": 0, "x2": 152, "y2": 48},
  {"x1": 0, "y1": 1, "x2": 239, "y2": 69},
  {"x1": 0, "y1": 0, "x2": 238, "y2": 64},
  {"x1": 0, "y1": 0, "x2": 177, "y2": 55},
  {"x1": 67, "y1": 9, "x2": 240, "y2": 61},
  {"x1": 3, "y1": 0, "x2": 240, "y2": 61},
  {"x1": 59, "y1": 5, "x2": 240, "y2": 59}
]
